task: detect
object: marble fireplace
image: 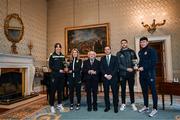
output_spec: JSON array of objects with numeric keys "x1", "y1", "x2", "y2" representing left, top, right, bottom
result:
[{"x1": 0, "y1": 53, "x2": 35, "y2": 96}]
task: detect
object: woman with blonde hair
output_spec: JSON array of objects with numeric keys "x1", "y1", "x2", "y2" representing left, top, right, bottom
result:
[{"x1": 67, "y1": 48, "x2": 83, "y2": 110}]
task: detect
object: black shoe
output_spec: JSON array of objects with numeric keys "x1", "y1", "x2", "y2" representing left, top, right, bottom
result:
[
  {"x1": 70, "y1": 104, "x2": 74, "y2": 110},
  {"x1": 87, "y1": 108, "x2": 92, "y2": 112},
  {"x1": 76, "y1": 103, "x2": 80, "y2": 110},
  {"x1": 93, "y1": 107, "x2": 97, "y2": 111},
  {"x1": 114, "y1": 108, "x2": 118, "y2": 113},
  {"x1": 104, "y1": 108, "x2": 110, "y2": 112}
]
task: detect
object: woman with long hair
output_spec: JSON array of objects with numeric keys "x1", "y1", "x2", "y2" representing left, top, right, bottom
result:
[{"x1": 67, "y1": 48, "x2": 83, "y2": 110}]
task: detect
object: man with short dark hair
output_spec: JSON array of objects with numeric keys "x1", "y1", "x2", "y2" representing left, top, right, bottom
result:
[
  {"x1": 138, "y1": 37, "x2": 158, "y2": 117},
  {"x1": 49, "y1": 43, "x2": 66, "y2": 114},
  {"x1": 100, "y1": 46, "x2": 119, "y2": 113},
  {"x1": 116, "y1": 39, "x2": 137, "y2": 111}
]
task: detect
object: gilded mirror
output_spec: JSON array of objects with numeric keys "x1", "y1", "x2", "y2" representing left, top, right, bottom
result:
[{"x1": 4, "y1": 13, "x2": 24, "y2": 54}]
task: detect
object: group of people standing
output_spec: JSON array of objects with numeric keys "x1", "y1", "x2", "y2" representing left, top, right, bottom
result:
[{"x1": 48, "y1": 36, "x2": 158, "y2": 117}]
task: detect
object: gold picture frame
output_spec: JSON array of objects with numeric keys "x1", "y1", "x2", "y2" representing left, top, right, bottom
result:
[
  {"x1": 65, "y1": 23, "x2": 110, "y2": 57},
  {"x1": 4, "y1": 13, "x2": 24, "y2": 54}
]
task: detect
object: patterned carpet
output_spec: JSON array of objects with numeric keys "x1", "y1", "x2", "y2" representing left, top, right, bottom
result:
[
  {"x1": 30, "y1": 113, "x2": 61, "y2": 120},
  {"x1": 26, "y1": 94, "x2": 180, "y2": 120},
  {"x1": 0, "y1": 96, "x2": 48, "y2": 120},
  {"x1": 0, "y1": 93, "x2": 180, "y2": 120},
  {"x1": 25, "y1": 107, "x2": 71, "y2": 120}
]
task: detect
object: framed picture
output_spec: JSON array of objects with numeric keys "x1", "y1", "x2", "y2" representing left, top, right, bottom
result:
[{"x1": 65, "y1": 23, "x2": 110, "y2": 57}]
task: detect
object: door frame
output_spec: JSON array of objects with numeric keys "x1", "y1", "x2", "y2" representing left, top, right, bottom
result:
[{"x1": 134, "y1": 35, "x2": 173, "y2": 92}]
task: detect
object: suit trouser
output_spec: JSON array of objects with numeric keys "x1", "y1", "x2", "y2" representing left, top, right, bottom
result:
[
  {"x1": 140, "y1": 77, "x2": 158, "y2": 109},
  {"x1": 86, "y1": 78, "x2": 98, "y2": 109},
  {"x1": 121, "y1": 76, "x2": 135, "y2": 104},
  {"x1": 49, "y1": 76, "x2": 64, "y2": 106},
  {"x1": 103, "y1": 79, "x2": 119, "y2": 109},
  {"x1": 69, "y1": 77, "x2": 81, "y2": 104}
]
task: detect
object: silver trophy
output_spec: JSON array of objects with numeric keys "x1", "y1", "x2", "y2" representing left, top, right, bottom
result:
[
  {"x1": 132, "y1": 59, "x2": 138, "y2": 71},
  {"x1": 63, "y1": 59, "x2": 69, "y2": 73}
]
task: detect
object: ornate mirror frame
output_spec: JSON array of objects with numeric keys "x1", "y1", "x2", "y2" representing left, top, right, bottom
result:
[{"x1": 4, "y1": 13, "x2": 24, "y2": 54}]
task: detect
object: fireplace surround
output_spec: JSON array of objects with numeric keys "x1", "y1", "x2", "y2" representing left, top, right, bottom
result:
[{"x1": 0, "y1": 53, "x2": 35, "y2": 96}]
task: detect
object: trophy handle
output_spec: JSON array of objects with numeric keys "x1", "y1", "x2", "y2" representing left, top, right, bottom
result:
[{"x1": 132, "y1": 59, "x2": 138, "y2": 70}]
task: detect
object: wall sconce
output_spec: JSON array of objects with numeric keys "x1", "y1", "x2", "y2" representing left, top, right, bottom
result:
[{"x1": 142, "y1": 19, "x2": 166, "y2": 34}]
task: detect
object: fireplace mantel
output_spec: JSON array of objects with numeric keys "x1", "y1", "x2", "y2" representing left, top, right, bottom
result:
[
  {"x1": 0, "y1": 53, "x2": 33, "y2": 65},
  {"x1": 0, "y1": 53, "x2": 35, "y2": 96}
]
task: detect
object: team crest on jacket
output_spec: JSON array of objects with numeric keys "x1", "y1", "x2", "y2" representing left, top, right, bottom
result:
[
  {"x1": 120, "y1": 54, "x2": 124, "y2": 57},
  {"x1": 144, "y1": 51, "x2": 147, "y2": 55}
]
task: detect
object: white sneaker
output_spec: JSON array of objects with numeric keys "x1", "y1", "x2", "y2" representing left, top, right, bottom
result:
[
  {"x1": 57, "y1": 104, "x2": 64, "y2": 112},
  {"x1": 138, "y1": 106, "x2": 149, "y2": 113},
  {"x1": 50, "y1": 106, "x2": 56, "y2": 114},
  {"x1": 149, "y1": 109, "x2": 158, "y2": 117},
  {"x1": 131, "y1": 103, "x2": 137, "y2": 111},
  {"x1": 120, "y1": 104, "x2": 126, "y2": 111}
]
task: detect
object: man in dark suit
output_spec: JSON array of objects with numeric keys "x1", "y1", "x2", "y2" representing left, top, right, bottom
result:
[
  {"x1": 100, "y1": 46, "x2": 119, "y2": 113},
  {"x1": 83, "y1": 51, "x2": 100, "y2": 112}
]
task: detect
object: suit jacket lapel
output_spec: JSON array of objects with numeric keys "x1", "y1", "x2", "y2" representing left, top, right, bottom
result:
[
  {"x1": 104, "y1": 56, "x2": 109, "y2": 67},
  {"x1": 88, "y1": 59, "x2": 92, "y2": 66}
]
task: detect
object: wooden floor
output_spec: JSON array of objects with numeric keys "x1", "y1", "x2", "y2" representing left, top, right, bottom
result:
[{"x1": 0, "y1": 108, "x2": 8, "y2": 114}]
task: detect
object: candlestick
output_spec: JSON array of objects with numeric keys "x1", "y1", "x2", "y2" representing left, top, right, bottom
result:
[{"x1": 28, "y1": 40, "x2": 33, "y2": 55}]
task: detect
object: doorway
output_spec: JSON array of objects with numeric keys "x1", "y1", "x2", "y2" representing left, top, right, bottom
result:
[{"x1": 149, "y1": 41, "x2": 164, "y2": 92}]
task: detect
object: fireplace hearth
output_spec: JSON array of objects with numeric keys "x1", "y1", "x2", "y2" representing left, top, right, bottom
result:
[{"x1": 0, "y1": 72, "x2": 22, "y2": 102}]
